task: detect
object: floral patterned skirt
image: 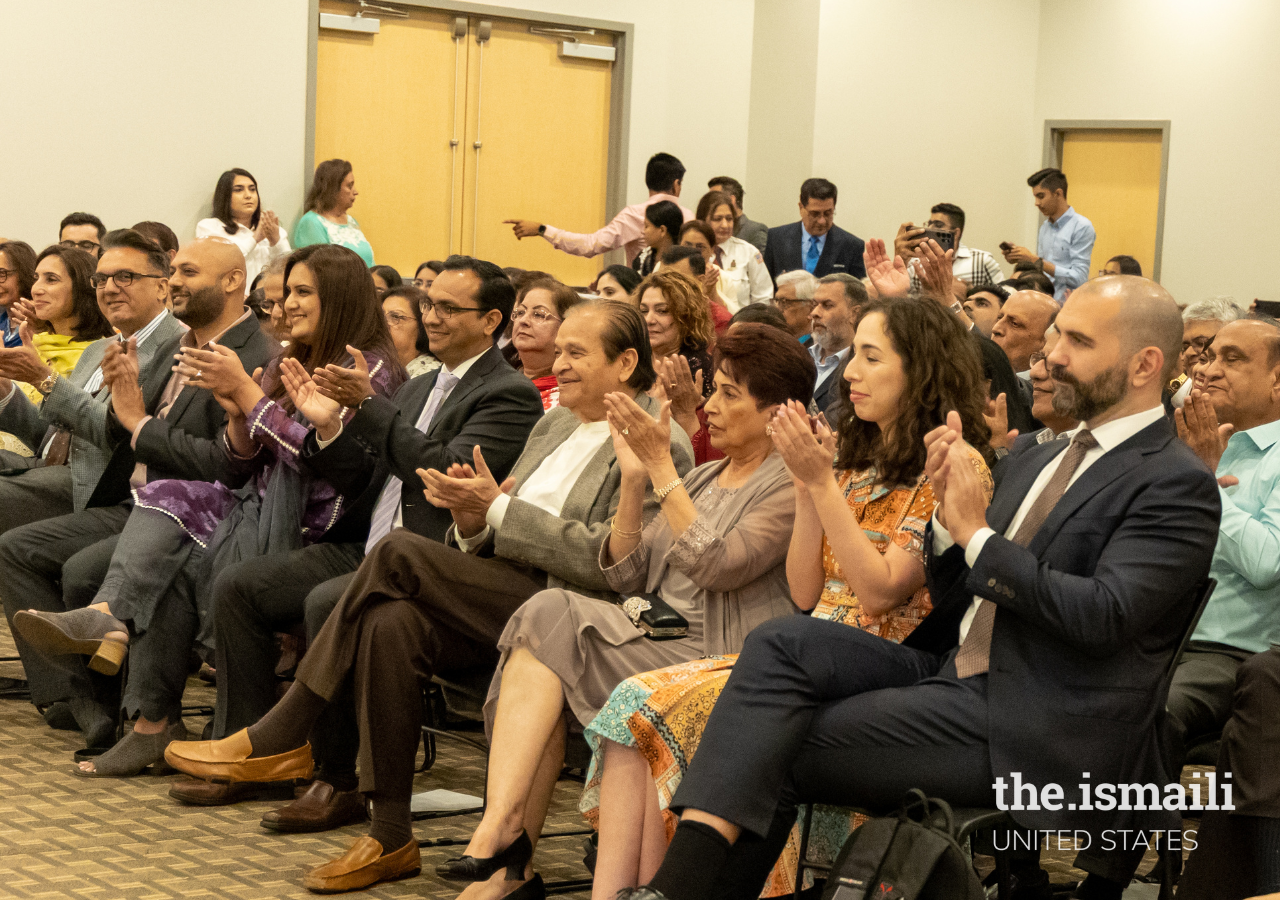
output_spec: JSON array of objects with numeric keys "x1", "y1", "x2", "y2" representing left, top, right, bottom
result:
[{"x1": 581, "y1": 656, "x2": 860, "y2": 897}]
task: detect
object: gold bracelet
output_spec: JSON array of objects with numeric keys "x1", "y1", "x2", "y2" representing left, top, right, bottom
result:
[
  {"x1": 610, "y1": 517, "x2": 642, "y2": 538},
  {"x1": 653, "y1": 478, "x2": 683, "y2": 503}
]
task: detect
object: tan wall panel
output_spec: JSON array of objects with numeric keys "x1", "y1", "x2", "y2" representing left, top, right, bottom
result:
[
  {"x1": 459, "y1": 19, "x2": 613, "y2": 286},
  {"x1": 316, "y1": 3, "x2": 461, "y2": 273},
  {"x1": 1060, "y1": 129, "x2": 1163, "y2": 279}
]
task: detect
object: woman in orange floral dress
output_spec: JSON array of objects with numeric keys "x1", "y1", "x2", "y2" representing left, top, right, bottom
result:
[{"x1": 581, "y1": 296, "x2": 995, "y2": 899}]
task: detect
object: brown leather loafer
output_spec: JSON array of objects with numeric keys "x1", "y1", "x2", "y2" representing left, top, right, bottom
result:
[
  {"x1": 261, "y1": 780, "x2": 368, "y2": 833},
  {"x1": 169, "y1": 776, "x2": 301, "y2": 806},
  {"x1": 301, "y1": 836, "x2": 420, "y2": 894},
  {"x1": 163, "y1": 728, "x2": 314, "y2": 784}
]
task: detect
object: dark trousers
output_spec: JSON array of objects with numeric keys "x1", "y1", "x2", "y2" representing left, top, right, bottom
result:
[
  {"x1": 295, "y1": 529, "x2": 545, "y2": 797},
  {"x1": 0, "y1": 503, "x2": 129, "y2": 707},
  {"x1": 211, "y1": 542, "x2": 363, "y2": 739},
  {"x1": 0, "y1": 464, "x2": 74, "y2": 535},
  {"x1": 668, "y1": 616, "x2": 1000, "y2": 899}
]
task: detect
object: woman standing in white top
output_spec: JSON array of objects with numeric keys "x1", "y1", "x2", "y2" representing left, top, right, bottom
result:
[
  {"x1": 696, "y1": 190, "x2": 772, "y2": 313},
  {"x1": 195, "y1": 168, "x2": 291, "y2": 292}
]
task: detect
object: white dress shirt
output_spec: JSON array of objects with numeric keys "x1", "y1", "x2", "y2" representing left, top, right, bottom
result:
[
  {"x1": 195, "y1": 218, "x2": 292, "y2": 294},
  {"x1": 714, "y1": 235, "x2": 772, "y2": 313},
  {"x1": 933, "y1": 404, "x2": 1167, "y2": 645},
  {"x1": 455, "y1": 419, "x2": 611, "y2": 550}
]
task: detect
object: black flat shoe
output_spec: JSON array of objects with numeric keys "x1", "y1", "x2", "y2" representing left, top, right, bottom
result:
[{"x1": 435, "y1": 829, "x2": 533, "y2": 882}]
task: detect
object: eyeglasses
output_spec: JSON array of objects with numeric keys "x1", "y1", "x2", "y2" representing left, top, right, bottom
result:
[
  {"x1": 89, "y1": 270, "x2": 165, "y2": 289},
  {"x1": 773, "y1": 297, "x2": 814, "y2": 309},
  {"x1": 59, "y1": 239, "x2": 101, "y2": 252},
  {"x1": 0, "y1": 268, "x2": 17, "y2": 282},
  {"x1": 385, "y1": 312, "x2": 417, "y2": 326},
  {"x1": 511, "y1": 306, "x2": 561, "y2": 325},
  {"x1": 1029, "y1": 352, "x2": 1047, "y2": 367},
  {"x1": 421, "y1": 299, "x2": 484, "y2": 320}
]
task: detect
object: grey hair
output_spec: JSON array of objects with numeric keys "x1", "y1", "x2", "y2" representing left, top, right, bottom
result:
[
  {"x1": 819, "y1": 272, "x2": 869, "y2": 307},
  {"x1": 775, "y1": 269, "x2": 819, "y2": 300},
  {"x1": 1182, "y1": 295, "x2": 1244, "y2": 324},
  {"x1": 262, "y1": 256, "x2": 288, "y2": 278}
]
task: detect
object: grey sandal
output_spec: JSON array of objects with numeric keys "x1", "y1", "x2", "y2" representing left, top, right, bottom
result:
[
  {"x1": 74, "y1": 719, "x2": 189, "y2": 778},
  {"x1": 12, "y1": 608, "x2": 130, "y2": 675}
]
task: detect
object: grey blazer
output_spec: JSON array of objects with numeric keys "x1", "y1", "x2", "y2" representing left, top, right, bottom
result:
[
  {"x1": 490, "y1": 392, "x2": 695, "y2": 598},
  {"x1": 736, "y1": 215, "x2": 769, "y2": 253},
  {"x1": 601, "y1": 452, "x2": 798, "y2": 655},
  {"x1": 0, "y1": 313, "x2": 185, "y2": 509}
]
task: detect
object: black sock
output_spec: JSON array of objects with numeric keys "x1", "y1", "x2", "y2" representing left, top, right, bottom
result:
[
  {"x1": 648, "y1": 820, "x2": 732, "y2": 900},
  {"x1": 1252, "y1": 816, "x2": 1280, "y2": 893},
  {"x1": 316, "y1": 765, "x2": 359, "y2": 794},
  {"x1": 1072, "y1": 873, "x2": 1126, "y2": 900},
  {"x1": 246, "y1": 682, "x2": 326, "y2": 758},
  {"x1": 367, "y1": 793, "x2": 412, "y2": 852}
]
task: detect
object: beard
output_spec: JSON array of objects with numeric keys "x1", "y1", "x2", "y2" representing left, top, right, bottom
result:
[
  {"x1": 1050, "y1": 361, "x2": 1128, "y2": 421},
  {"x1": 173, "y1": 283, "x2": 226, "y2": 330}
]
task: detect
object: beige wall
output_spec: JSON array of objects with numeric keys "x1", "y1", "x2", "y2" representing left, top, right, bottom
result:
[
  {"x1": 0, "y1": 0, "x2": 310, "y2": 250},
  {"x1": 1034, "y1": 0, "x2": 1280, "y2": 304}
]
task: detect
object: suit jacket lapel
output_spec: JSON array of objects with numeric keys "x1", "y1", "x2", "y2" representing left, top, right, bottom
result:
[
  {"x1": 987, "y1": 439, "x2": 1068, "y2": 533},
  {"x1": 426, "y1": 348, "x2": 498, "y2": 438}
]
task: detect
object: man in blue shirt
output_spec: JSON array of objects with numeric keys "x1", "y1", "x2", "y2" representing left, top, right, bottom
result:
[
  {"x1": 1170, "y1": 317, "x2": 1280, "y2": 770},
  {"x1": 0, "y1": 240, "x2": 36, "y2": 348},
  {"x1": 1002, "y1": 167, "x2": 1095, "y2": 302}
]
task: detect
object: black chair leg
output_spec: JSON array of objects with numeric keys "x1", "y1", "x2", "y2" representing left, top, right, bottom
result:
[{"x1": 994, "y1": 851, "x2": 1013, "y2": 900}]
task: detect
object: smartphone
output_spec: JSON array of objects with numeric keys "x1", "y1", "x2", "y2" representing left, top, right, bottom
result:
[
  {"x1": 922, "y1": 228, "x2": 955, "y2": 252},
  {"x1": 999, "y1": 241, "x2": 1014, "y2": 252},
  {"x1": 1255, "y1": 300, "x2": 1280, "y2": 318}
]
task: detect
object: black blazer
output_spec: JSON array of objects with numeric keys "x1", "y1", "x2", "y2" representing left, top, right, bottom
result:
[
  {"x1": 762, "y1": 222, "x2": 866, "y2": 283},
  {"x1": 813, "y1": 348, "x2": 849, "y2": 416},
  {"x1": 92, "y1": 314, "x2": 278, "y2": 507},
  {"x1": 302, "y1": 344, "x2": 544, "y2": 545},
  {"x1": 919, "y1": 416, "x2": 1220, "y2": 834}
]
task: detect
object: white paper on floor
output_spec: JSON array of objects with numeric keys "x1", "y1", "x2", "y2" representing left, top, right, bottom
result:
[{"x1": 411, "y1": 789, "x2": 483, "y2": 813}]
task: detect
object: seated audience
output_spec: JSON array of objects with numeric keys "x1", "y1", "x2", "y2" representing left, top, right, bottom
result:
[
  {"x1": 504, "y1": 152, "x2": 693, "y2": 264},
  {"x1": 449, "y1": 324, "x2": 813, "y2": 898},
  {"x1": 593, "y1": 264, "x2": 641, "y2": 301},
  {"x1": 1009, "y1": 265, "x2": 1056, "y2": 297},
  {"x1": 14, "y1": 245, "x2": 114, "y2": 405},
  {"x1": 196, "y1": 169, "x2": 291, "y2": 289},
  {"x1": 585, "y1": 296, "x2": 993, "y2": 899},
  {"x1": 412, "y1": 259, "x2": 445, "y2": 290},
  {"x1": 58, "y1": 212, "x2": 106, "y2": 260},
  {"x1": 962, "y1": 283, "x2": 1009, "y2": 338},
  {"x1": 1026, "y1": 326, "x2": 1078, "y2": 440},
  {"x1": 895, "y1": 202, "x2": 1004, "y2": 288},
  {"x1": 772, "y1": 269, "x2": 819, "y2": 345},
  {"x1": 707, "y1": 175, "x2": 767, "y2": 252},
  {"x1": 1101, "y1": 254, "x2": 1142, "y2": 276},
  {"x1": 0, "y1": 235, "x2": 276, "y2": 747},
  {"x1": 631, "y1": 201, "x2": 683, "y2": 277},
  {"x1": 131, "y1": 222, "x2": 180, "y2": 263},
  {"x1": 13, "y1": 244, "x2": 404, "y2": 776},
  {"x1": 511, "y1": 278, "x2": 584, "y2": 409},
  {"x1": 0, "y1": 230, "x2": 184, "y2": 532},
  {"x1": 695, "y1": 190, "x2": 771, "y2": 312},
  {"x1": 294, "y1": 159, "x2": 374, "y2": 265},
  {"x1": 636, "y1": 269, "x2": 716, "y2": 399},
  {"x1": 162, "y1": 302, "x2": 694, "y2": 894},
  {"x1": 257, "y1": 257, "x2": 292, "y2": 344},
  {"x1": 370, "y1": 264, "x2": 402, "y2": 299},
  {"x1": 991, "y1": 289, "x2": 1059, "y2": 375},
  {"x1": 659, "y1": 245, "x2": 732, "y2": 334},
  {"x1": 809, "y1": 273, "x2": 866, "y2": 415},
  {"x1": 381, "y1": 284, "x2": 440, "y2": 378},
  {"x1": 728, "y1": 303, "x2": 788, "y2": 332},
  {"x1": 762, "y1": 178, "x2": 866, "y2": 281},
  {"x1": 1173, "y1": 295, "x2": 1244, "y2": 405},
  {"x1": 0, "y1": 240, "x2": 37, "y2": 348},
  {"x1": 613, "y1": 275, "x2": 1221, "y2": 900}
]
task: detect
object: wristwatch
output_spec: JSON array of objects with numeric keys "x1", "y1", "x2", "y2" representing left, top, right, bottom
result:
[
  {"x1": 36, "y1": 371, "x2": 59, "y2": 396},
  {"x1": 537, "y1": 224, "x2": 546, "y2": 236}
]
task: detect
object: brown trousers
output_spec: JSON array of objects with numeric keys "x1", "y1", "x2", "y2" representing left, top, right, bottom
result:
[{"x1": 296, "y1": 528, "x2": 545, "y2": 797}]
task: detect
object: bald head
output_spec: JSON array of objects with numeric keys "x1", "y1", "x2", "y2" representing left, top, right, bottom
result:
[
  {"x1": 169, "y1": 237, "x2": 248, "y2": 331},
  {"x1": 1090, "y1": 275, "x2": 1183, "y2": 382},
  {"x1": 991, "y1": 289, "x2": 1060, "y2": 371}
]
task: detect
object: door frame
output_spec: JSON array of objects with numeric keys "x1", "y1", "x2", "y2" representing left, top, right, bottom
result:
[
  {"x1": 1041, "y1": 119, "x2": 1171, "y2": 282},
  {"x1": 305, "y1": 0, "x2": 633, "y2": 243}
]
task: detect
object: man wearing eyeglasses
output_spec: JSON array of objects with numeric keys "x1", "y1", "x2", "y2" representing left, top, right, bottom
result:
[{"x1": 58, "y1": 212, "x2": 106, "y2": 260}]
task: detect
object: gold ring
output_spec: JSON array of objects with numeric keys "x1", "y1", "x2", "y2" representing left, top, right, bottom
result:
[
  {"x1": 622, "y1": 426, "x2": 630, "y2": 436},
  {"x1": 195, "y1": 370, "x2": 202, "y2": 379}
]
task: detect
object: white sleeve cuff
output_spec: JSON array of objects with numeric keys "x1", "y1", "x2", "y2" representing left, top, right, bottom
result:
[
  {"x1": 454, "y1": 523, "x2": 493, "y2": 553},
  {"x1": 931, "y1": 511, "x2": 955, "y2": 555},
  {"x1": 0, "y1": 381, "x2": 16, "y2": 412},
  {"x1": 315, "y1": 420, "x2": 343, "y2": 449},
  {"x1": 964, "y1": 527, "x2": 997, "y2": 569},
  {"x1": 486, "y1": 492, "x2": 513, "y2": 532}
]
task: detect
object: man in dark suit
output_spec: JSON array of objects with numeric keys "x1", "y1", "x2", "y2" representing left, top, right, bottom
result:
[
  {"x1": 0, "y1": 236, "x2": 276, "y2": 743},
  {"x1": 614, "y1": 276, "x2": 1221, "y2": 900},
  {"x1": 762, "y1": 178, "x2": 866, "y2": 283},
  {"x1": 177, "y1": 257, "x2": 544, "y2": 825}
]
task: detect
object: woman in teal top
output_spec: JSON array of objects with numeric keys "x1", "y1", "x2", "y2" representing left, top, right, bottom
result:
[{"x1": 294, "y1": 158, "x2": 375, "y2": 265}]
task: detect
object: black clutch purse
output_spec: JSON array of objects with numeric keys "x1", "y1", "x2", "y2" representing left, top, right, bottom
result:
[{"x1": 620, "y1": 592, "x2": 689, "y2": 640}]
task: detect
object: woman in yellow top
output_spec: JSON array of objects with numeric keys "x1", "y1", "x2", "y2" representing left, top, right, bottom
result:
[{"x1": 17, "y1": 245, "x2": 115, "y2": 404}]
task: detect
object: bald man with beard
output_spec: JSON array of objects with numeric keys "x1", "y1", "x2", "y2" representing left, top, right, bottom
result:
[{"x1": 0, "y1": 237, "x2": 277, "y2": 748}]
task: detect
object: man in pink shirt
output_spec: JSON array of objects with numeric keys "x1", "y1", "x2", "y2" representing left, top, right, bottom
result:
[{"x1": 505, "y1": 152, "x2": 694, "y2": 265}]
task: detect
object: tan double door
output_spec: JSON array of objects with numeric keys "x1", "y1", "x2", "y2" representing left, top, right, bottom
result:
[{"x1": 315, "y1": 3, "x2": 614, "y2": 284}]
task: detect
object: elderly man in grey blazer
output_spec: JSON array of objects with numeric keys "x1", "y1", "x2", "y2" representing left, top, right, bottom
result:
[
  {"x1": 0, "y1": 229, "x2": 183, "y2": 531},
  {"x1": 163, "y1": 301, "x2": 696, "y2": 892}
]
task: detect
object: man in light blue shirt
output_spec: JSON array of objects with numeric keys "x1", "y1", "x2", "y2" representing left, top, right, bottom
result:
[
  {"x1": 1167, "y1": 317, "x2": 1280, "y2": 772},
  {"x1": 1001, "y1": 167, "x2": 1095, "y2": 302}
]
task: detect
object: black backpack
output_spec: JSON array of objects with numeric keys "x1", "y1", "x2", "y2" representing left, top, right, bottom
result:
[{"x1": 818, "y1": 791, "x2": 985, "y2": 900}]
